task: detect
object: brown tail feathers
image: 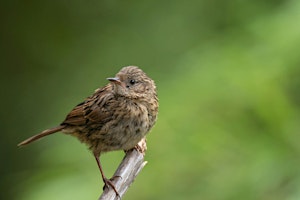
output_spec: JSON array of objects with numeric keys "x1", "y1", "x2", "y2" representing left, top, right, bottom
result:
[{"x1": 18, "y1": 125, "x2": 65, "y2": 146}]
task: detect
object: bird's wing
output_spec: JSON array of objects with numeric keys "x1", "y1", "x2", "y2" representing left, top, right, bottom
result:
[{"x1": 62, "y1": 85, "x2": 114, "y2": 126}]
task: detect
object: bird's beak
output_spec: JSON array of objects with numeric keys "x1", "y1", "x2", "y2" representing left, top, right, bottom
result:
[{"x1": 107, "y1": 77, "x2": 123, "y2": 86}]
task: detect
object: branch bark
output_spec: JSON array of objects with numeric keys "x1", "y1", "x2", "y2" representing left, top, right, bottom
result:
[{"x1": 99, "y1": 138, "x2": 147, "y2": 200}]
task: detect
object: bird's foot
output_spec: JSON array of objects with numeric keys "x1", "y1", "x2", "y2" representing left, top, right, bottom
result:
[
  {"x1": 134, "y1": 144, "x2": 144, "y2": 153},
  {"x1": 102, "y1": 176, "x2": 121, "y2": 198}
]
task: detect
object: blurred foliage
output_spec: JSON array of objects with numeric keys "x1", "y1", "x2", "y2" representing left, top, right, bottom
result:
[{"x1": 1, "y1": 0, "x2": 300, "y2": 199}]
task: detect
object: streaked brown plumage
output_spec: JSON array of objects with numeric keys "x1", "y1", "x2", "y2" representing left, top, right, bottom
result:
[{"x1": 18, "y1": 66, "x2": 158, "y2": 196}]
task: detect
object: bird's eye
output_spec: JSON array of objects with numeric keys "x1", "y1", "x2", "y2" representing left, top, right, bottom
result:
[{"x1": 129, "y1": 79, "x2": 136, "y2": 85}]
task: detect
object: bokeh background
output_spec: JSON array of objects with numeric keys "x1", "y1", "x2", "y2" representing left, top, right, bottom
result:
[{"x1": 1, "y1": 0, "x2": 300, "y2": 199}]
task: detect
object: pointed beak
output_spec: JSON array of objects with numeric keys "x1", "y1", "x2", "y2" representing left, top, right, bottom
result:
[{"x1": 107, "y1": 77, "x2": 122, "y2": 85}]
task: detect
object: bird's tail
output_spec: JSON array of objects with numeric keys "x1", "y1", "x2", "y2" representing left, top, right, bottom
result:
[{"x1": 18, "y1": 125, "x2": 65, "y2": 146}]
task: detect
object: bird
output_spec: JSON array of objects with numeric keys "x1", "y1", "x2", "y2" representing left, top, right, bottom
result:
[{"x1": 18, "y1": 66, "x2": 158, "y2": 196}]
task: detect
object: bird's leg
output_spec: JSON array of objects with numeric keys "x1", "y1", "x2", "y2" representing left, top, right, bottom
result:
[{"x1": 93, "y1": 152, "x2": 120, "y2": 198}]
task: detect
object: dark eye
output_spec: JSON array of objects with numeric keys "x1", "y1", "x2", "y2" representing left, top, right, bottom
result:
[{"x1": 129, "y1": 79, "x2": 136, "y2": 85}]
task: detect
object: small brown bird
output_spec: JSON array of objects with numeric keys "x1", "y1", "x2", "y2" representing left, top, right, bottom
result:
[{"x1": 18, "y1": 66, "x2": 158, "y2": 196}]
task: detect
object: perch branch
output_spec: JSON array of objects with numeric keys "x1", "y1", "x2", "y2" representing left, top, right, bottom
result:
[{"x1": 99, "y1": 138, "x2": 147, "y2": 200}]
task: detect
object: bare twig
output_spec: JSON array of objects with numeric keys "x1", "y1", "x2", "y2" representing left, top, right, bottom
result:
[{"x1": 99, "y1": 138, "x2": 147, "y2": 200}]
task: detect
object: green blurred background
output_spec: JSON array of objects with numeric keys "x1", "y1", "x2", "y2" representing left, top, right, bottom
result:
[{"x1": 1, "y1": 0, "x2": 300, "y2": 199}]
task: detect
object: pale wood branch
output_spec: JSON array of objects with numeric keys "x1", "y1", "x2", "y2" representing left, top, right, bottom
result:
[{"x1": 99, "y1": 138, "x2": 147, "y2": 200}]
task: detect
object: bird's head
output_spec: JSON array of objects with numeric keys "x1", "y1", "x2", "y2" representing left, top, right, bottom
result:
[{"x1": 107, "y1": 66, "x2": 157, "y2": 100}]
